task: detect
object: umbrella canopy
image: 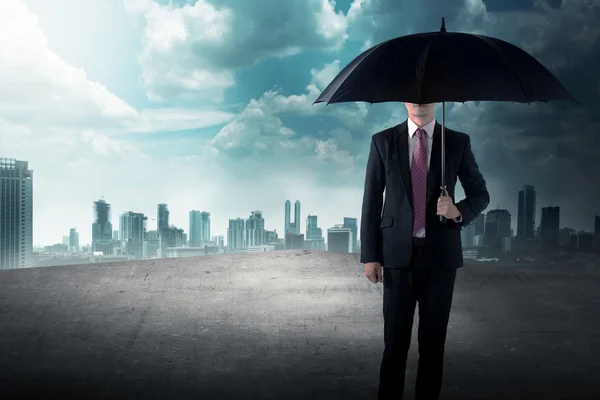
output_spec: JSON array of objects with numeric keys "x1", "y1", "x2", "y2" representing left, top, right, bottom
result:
[
  {"x1": 314, "y1": 18, "x2": 576, "y2": 105},
  {"x1": 314, "y1": 18, "x2": 576, "y2": 223}
]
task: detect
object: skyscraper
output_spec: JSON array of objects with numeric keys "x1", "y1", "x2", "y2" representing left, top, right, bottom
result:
[
  {"x1": 284, "y1": 200, "x2": 291, "y2": 235},
  {"x1": 159, "y1": 226, "x2": 185, "y2": 257},
  {"x1": 200, "y1": 211, "x2": 210, "y2": 242},
  {"x1": 517, "y1": 185, "x2": 536, "y2": 239},
  {"x1": 92, "y1": 199, "x2": 113, "y2": 254},
  {"x1": 0, "y1": 158, "x2": 33, "y2": 269},
  {"x1": 306, "y1": 215, "x2": 323, "y2": 240},
  {"x1": 594, "y1": 215, "x2": 600, "y2": 238},
  {"x1": 228, "y1": 218, "x2": 246, "y2": 250},
  {"x1": 540, "y1": 206, "x2": 560, "y2": 247},
  {"x1": 484, "y1": 209, "x2": 511, "y2": 250},
  {"x1": 343, "y1": 217, "x2": 358, "y2": 253},
  {"x1": 305, "y1": 214, "x2": 325, "y2": 250},
  {"x1": 189, "y1": 210, "x2": 211, "y2": 247},
  {"x1": 294, "y1": 201, "x2": 301, "y2": 234},
  {"x1": 69, "y1": 228, "x2": 79, "y2": 251},
  {"x1": 327, "y1": 225, "x2": 353, "y2": 253},
  {"x1": 246, "y1": 210, "x2": 265, "y2": 246},
  {"x1": 157, "y1": 204, "x2": 169, "y2": 233},
  {"x1": 473, "y1": 214, "x2": 485, "y2": 236},
  {"x1": 284, "y1": 200, "x2": 301, "y2": 235},
  {"x1": 189, "y1": 210, "x2": 201, "y2": 247},
  {"x1": 120, "y1": 212, "x2": 147, "y2": 259},
  {"x1": 461, "y1": 222, "x2": 477, "y2": 248}
]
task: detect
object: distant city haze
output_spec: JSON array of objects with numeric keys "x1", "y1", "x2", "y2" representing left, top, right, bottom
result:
[{"x1": 2, "y1": 155, "x2": 599, "y2": 268}]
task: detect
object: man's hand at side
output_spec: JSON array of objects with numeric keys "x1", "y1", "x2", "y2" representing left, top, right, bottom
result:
[{"x1": 364, "y1": 262, "x2": 383, "y2": 283}]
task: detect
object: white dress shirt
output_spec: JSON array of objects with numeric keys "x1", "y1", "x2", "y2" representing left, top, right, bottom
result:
[{"x1": 406, "y1": 118, "x2": 461, "y2": 238}]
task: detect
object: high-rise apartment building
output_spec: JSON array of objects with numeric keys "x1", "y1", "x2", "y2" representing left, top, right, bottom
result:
[
  {"x1": 461, "y1": 222, "x2": 477, "y2": 248},
  {"x1": 200, "y1": 212, "x2": 210, "y2": 242},
  {"x1": 246, "y1": 210, "x2": 265, "y2": 247},
  {"x1": 517, "y1": 185, "x2": 536, "y2": 239},
  {"x1": 284, "y1": 200, "x2": 291, "y2": 236},
  {"x1": 228, "y1": 218, "x2": 246, "y2": 250},
  {"x1": 473, "y1": 214, "x2": 485, "y2": 236},
  {"x1": 306, "y1": 215, "x2": 323, "y2": 240},
  {"x1": 327, "y1": 225, "x2": 353, "y2": 253},
  {"x1": 484, "y1": 209, "x2": 511, "y2": 250},
  {"x1": 159, "y1": 226, "x2": 185, "y2": 257},
  {"x1": 0, "y1": 158, "x2": 33, "y2": 269},
  {"x1": 294, "y1": 201, "x2": 301, "y2": 234},
  {"x1": 540, "y1": 206, "x2": 560, "y2": 247},
  {"x1": 343, "y1": 217, "x2": 358, "y2": 252},
  {"x1": 305, "y1": 214, "x2": 325, "y2": 250},
  {"x1": 157, "y1": 204, "x2": 169, "y2": 233},
  {"x1": 69, "y1": 228, "x2": 79, "y2": 251},
  {"x1": 120, "y1": 211, "x2": 147, "y2": 259},
  {"x1": 92, "y1": 199, "x2": 113, "y2": 254},
  {"x1": 189, "y1": 210, "x2": 210, "y2": 247}
]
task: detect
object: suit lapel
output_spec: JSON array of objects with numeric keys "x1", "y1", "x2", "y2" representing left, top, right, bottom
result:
[
  {"x1": 393, "y1": 121, "x2": 412, "y2": 206},
  {"x1": 426, "y1": 122, "x2": 442, "y2": 205}
]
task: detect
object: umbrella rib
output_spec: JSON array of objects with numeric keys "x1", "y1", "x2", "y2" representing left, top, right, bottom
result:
[
  {"x1": 418, "y1": 39, "x2": 433, "y2": 104},
  {"x1": 474, "y1": 35, "x2": 530, "y2": 103}
]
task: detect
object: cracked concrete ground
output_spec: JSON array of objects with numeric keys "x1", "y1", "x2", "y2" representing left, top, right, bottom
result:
[{"x1": 0, "y1": 250, "x2": 599, "y2": 399}]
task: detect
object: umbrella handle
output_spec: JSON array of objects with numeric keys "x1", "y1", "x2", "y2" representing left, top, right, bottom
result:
[{"x1": 440, "y1": 186, "x2": 447, "y2": 224}]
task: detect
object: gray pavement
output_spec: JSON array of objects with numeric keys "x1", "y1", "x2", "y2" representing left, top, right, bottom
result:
[{"x1": 0, "y1": 250, "x2": 599, "y2": 399}]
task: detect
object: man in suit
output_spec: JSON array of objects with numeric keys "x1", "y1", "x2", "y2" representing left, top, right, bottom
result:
[{"x1": 360, "y1": 102, "x2": 490, "y2": 400}]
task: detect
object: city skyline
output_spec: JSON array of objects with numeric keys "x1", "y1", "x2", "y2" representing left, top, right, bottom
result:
[
  {"x1": 35, "y1": 194, "x2": 600, "y2": 249},
  {"x1": 4, "y1": 153, "x2": 600, "y2": 268},
  {"x1": 3, "y1": 155, "x2": 600, "y2": 249}
]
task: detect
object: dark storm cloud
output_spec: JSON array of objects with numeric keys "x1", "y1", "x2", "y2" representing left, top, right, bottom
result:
[
  {"x1": 460, "y1": 1, "x2": 600, "y2": 230},
  {"x1": 183, "y1": 0, "x2": 348, "y2": 69},
  {"x1": 481, "y1": 0, "x2": 563, "y2": 12},
  {"x1": 482, "y1": 0, "x2": 536, "y2": 12},
  {"x1": 348, "y1": 0, "x2": 600, "y2": 230}
]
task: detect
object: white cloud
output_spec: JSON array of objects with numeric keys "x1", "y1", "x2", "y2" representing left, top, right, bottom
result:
[
  {"x1": 126, "y1": 0, "x2": 360, "y2": 102},
  {"x1": 0, "y1": 1, "x2": 136, "y2": 120},
  {"x1": 206, "y1": 60, "x2": 374, "y2": 169},
  {"x1": 0, "y1": 0, "x2": 233, "y2": 135},
  {"x1": 247, "y1": 61, "x2": 370, "y2": 131},
  {"x1": 81, "y1": 130, "x2": 149, "y2": 159},
  {"x1": 132, "y1": 108, "x2": 233, "y2": 133}
]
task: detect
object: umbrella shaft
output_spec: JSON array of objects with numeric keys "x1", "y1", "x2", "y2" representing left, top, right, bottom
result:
[
  {"x1": 440, "y1": 102, "x2": 447, "y2": 224},
  {"x1": 441, "y1": 102, "x2": 446, "y2": 189}
]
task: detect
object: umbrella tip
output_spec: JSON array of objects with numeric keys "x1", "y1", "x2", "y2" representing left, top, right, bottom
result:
[{"x1": 440, "y1": 17, "x2": 446, "y2": 32}]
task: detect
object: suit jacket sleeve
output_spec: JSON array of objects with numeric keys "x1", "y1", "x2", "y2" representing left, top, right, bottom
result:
[
  {"x1": 360, "y1": 135, "x2": 385, "y2": 264},
  {"x1": 455, "y1": 135, "x2": 490, "y2": 226}
]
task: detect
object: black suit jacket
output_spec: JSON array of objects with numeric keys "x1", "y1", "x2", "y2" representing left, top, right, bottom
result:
[{"x1": 360, "y1": 120, "x2": 490, "y2": 269}]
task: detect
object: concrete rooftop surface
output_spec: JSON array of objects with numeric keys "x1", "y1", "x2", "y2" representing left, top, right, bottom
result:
[{"x1": 1, "y1": 250, "x2": 599, "y2": 400}]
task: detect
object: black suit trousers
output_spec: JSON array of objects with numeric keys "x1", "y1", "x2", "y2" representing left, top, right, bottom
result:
[{"x1": 378, "y1": 242, "x2": 457, "y2": 400}]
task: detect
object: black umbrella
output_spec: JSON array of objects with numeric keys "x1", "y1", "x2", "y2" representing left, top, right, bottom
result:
[{"x1": 314, "y1": 17, "x2": 577, "y2": 222}]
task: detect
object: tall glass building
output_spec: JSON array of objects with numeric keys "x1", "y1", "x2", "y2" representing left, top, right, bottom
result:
[{"x1": 0, "y1": 158, "x2": 33, "y2": 269}]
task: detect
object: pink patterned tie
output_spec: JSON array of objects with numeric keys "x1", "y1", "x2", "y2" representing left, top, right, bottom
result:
[{"x1": 411, "y1": 128, "x2": 428, "y2": 235}]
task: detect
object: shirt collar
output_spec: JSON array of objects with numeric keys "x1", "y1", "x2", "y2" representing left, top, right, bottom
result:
[{"x1": 407, "y1": 118, "x2": 436, "y2": 138}]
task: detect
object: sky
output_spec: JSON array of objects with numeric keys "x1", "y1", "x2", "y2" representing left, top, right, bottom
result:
[{"x1": 0, "y1": 0, "x2": 598, "y2": 246}]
